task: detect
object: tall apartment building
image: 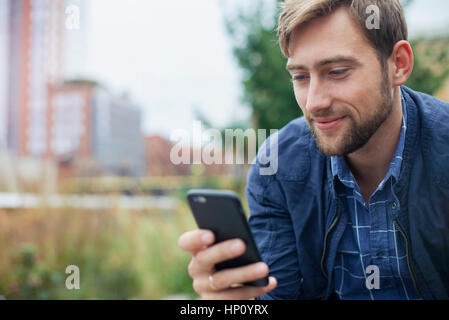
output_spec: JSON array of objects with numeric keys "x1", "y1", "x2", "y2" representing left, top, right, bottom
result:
[
  {"x1": 0, "y1": 0, "x2": 10, "y2": 150},
  {"x1": 8, "y1": 0, "x2": 64, "y2": 156},
  {"x1": 4, "y1": 0, "x2": 145, "y2": 177},
  {"x1": 63, "y1": 0, "x2": 88, "y2": 80}
]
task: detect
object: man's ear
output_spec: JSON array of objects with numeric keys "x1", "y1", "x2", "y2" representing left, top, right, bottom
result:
[{"x1": 389, "y1": 40, "x2": 414, "y2": 86}]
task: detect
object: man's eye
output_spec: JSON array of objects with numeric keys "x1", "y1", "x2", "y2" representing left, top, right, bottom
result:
[
  {"x1": 329, "y1": 69, "x2": 349, "y2": 77},
  {"x1": 292, "y1": 75, "x2": 309, "y2": 82}
]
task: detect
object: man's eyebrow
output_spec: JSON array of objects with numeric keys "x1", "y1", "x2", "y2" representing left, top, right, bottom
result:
[{"x1": 286, "y1": 56, "x2": 361, "y2": 71}]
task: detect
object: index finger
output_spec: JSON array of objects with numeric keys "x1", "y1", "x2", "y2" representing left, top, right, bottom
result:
[{"x1": 178, "y1": 229, "x2": 215, "y2": 254}]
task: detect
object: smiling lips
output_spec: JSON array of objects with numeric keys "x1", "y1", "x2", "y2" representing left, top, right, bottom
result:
[{"x1": 314, "y1": 116, "x2": 346, "y2": 131}]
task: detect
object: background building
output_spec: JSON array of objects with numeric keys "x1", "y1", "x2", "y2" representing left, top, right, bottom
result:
[
  {"x1": 8, "y1": 0, "x2": 64, "y2": 156},
  {"x1": 0, "y1": 0, "x2": 9, "y2": 150},
  {"x1": 91, "y1": 86, "x2": 145, "y2": 176},
  {"x1": 145, "y1": 135, "x2": 190, "y2": 176},
  {"x1": 2, "y1": 0, "x2": 146, "y2": 183},
  {"x1": 63, "y1": 0, "x2": 89, "y2": 79},
  {"x1": 47, "y1": 81, "x2": 145, "y2": 177}
]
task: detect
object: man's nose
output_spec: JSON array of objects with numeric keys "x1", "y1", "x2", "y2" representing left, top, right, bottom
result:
[{"x1": 305, "y1": 77, "x2": 331, "y2": 114}]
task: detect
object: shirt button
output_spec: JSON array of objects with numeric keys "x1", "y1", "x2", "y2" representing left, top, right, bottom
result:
[{"x1": 392, "y1": 202, "x2": 397, "y2": 210}]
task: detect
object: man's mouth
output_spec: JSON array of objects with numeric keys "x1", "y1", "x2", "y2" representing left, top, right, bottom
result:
[{"x1": 314, "y1": 116, "x2": 346, "y2": 131}]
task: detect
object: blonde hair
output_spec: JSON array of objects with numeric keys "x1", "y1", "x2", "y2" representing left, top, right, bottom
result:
[{"x1": 277, "y1": 0, "x2": 408, "y2": 64}]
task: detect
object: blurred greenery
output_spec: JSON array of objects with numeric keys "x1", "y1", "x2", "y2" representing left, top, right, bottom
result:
[
  {"x1": 0, "y1": 176, "x2": 246, "y2": 300},
  {"x1": 0, "y1": 207, "x2": 195, "y2": 299},
  {"x1": 405, "y1": 39, "x2": 449, "y2": 95},
  {"x1": 0, "y1": 207, "x2": 192, "y2": 299},
  {"x1": 222, "y1": 0, "x2": 449, "y2": 131},
  {"x1": 223, "y1": 0, "x2": 300, "y2": 131}
]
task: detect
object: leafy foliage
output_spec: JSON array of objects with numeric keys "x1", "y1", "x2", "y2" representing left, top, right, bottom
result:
[
  {"x1": 224, "y1": 1, "x2": 301, "y2": 131},
  {"x1": 406, "y1": 40, "x2": 449, "y2": 95}
]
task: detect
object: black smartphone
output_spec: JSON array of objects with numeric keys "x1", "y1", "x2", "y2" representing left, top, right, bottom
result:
[{"x1": 186, "y1": 189, "x2": 269, "y2": 287}]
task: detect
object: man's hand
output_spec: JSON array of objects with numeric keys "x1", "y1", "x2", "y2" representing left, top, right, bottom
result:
[{"x1": 178, "y1": 229, "x2": 277, "y2": 300}]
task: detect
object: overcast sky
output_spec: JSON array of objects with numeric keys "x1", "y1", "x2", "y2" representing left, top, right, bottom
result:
[{"x1": 78, "y1": 0, "x2": 449, "y2": 138}]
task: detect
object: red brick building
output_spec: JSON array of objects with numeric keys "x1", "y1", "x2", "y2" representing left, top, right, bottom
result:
[
  {"x1": 145, "y1": 135, "x2": 242, "y2": 177},
  {"x1": 145, "y1": 135, "x2": 190, "y2": 176}
]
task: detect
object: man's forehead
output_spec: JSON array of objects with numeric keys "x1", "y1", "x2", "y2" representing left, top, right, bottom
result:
[{"x1": 287, "y1": 7, "x2": 370, "y2": 63}]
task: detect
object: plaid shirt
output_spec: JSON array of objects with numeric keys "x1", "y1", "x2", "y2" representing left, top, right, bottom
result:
[{"x1": 330, "y1": 94, "x2": 420, "y2": 299}]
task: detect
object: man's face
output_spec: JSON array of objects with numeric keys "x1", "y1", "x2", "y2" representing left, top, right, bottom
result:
[{"x1": 287, "y1": 6, "x2": 394, "y2": 156}]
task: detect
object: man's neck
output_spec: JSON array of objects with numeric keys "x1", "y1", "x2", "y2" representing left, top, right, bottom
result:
[{"x1": 345, "y1": 86, "x2": 404, "y2": 204}]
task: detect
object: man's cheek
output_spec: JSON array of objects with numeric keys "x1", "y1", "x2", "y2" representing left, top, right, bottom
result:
[
  {"x1": 297, "y1": 100, "x2": 307, "y2": 115},
  {"x1": 293, "y1": 88, "x2": 306, "y2": 108}
]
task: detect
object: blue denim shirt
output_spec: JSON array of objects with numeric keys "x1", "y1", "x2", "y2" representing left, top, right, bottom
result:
[
  {"x1": 330, "y1": 94, "x2": 420, "y2": 299},
  {"x1": 247, "y1": 86, "x2": 449, "y2": 300}
]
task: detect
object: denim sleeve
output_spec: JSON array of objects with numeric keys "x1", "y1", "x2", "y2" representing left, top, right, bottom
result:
[{"x1": 245, "y1": 163, "x2": 303, "y2": 300}]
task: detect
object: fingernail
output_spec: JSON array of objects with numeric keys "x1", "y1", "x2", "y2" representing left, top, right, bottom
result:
[
  {"x1": 201, "y1": 233, "x2": 213, "y2": 244},
  {"x1": 230, "y1": 240, "x2": 243, "y2": 253}
]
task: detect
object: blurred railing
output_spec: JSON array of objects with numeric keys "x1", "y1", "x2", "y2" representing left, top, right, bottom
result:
[{"x1": 0, "y1": 193, "x2": 179, "y2": 210}]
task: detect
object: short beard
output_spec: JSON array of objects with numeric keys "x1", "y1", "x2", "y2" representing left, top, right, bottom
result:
[{"x1": 309, "y1": 68, "x2": 393, "y2": 157}]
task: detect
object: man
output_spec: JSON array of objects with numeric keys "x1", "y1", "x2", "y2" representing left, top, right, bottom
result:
[{"x1": 178, "y1": 0, "x2": 449, "y2": 300}]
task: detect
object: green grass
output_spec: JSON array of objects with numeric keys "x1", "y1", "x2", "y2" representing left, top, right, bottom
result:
[
  {"x1": 0, "y1": 204, "x2": 198, "y2": 299},
  {"x1": 0, "y1": 175, "x2": 248, "y2": 300}
]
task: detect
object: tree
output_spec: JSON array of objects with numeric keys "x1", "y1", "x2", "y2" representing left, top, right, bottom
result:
[
  {"x1": 223, "y1": 0, "x2": 300, "y2": 131},
  {"x1": 406, "y1": 39, "x2": 449, "y2": 95}
]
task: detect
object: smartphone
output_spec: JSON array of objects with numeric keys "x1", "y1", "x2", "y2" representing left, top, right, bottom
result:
[{"x1": 186, "y1": 189, "x2": 269, "y2": 287}]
